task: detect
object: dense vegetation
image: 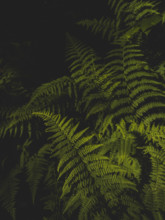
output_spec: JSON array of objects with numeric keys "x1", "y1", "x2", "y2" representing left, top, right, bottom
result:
[{"x1": 1, "y1": 0, "x2": 165, "y2": 219}]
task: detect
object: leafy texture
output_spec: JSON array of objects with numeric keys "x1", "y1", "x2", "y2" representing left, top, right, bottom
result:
[
  {"x1": 32, "y1": 112, "x2": 142, "y2": 219},
  {"x1": 0, "y1": 167, "x2": 21, "y2": 220},
  {"x1": 0, "y1": 0, "x2": 165, "y2": 219}
]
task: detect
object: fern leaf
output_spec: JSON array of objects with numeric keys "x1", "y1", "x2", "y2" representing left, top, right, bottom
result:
[
  {"x1": 26, "y1": 153, "x2": 47, "y2": 204},
  {"x1": 0, "y1": 167, "x2": 20, "y2": 220}
]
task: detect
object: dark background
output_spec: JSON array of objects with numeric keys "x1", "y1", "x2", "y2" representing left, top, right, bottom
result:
[{"x1": 0, "y1": 0, "x2": 109, "y2": 85}]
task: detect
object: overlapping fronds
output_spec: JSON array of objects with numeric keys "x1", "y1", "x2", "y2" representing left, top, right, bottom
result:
[
  {"x1": 65, "y1": 35, "x2": 134, "y2": 135},
  {"x1": 141, "y1": 145, "x2": 165, "y2": 216},
  {"x1": 1, "y1": 0, "x2": 165, "y2": 219},
  {"x1": 78, "y1": 0, "x2": 161, "y2": 45},
  {"x1": 94, "y1": 45, "x2": 134, "y2": 135},
  {"x1": 125, "y1": 119, "x2": 165, "y2": 216},
  {"x1": 122, "y1": 43, "x2": 165, "y2": 126},
  {"x1": 0, "y1": 76, "x2": 75, "y2": 139},
  {"x1": 27, "y1": 76, "x2": 75, "y2": 107},
  {"x1": 66, "y1": 34, "x2": 111, "y2": 119},
  {"x1": 33, "y1": 112, "x2": 141, "y2": 219}
]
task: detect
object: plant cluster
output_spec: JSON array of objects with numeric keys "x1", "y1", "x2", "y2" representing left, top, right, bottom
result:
[{"x1": 1, "y1": 0, "x2": 165, "y2": 219}]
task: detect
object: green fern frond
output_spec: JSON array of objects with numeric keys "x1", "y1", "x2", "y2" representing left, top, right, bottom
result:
[
  {"x1": 0, "y1": 111, "x2": 42, "y2": 139},
  {"x1": 143, "y1": 185, "x2": 165, "y2": 213},
  {"x1": 107, "y1": 0, "x2": 161, "y2": 43},
  {"x1": 66, "y1": 34, "x2": 106, "y2": 115},
  {"x1": 121, "y1": 44, "x2": 165, "y2": 126},
  {"x1": 93, "y1": 208, "x2": 111, "y2": 220},
  {"x1": 78, "y1": 195, "x2": 98, "y2": 220},
  {"x1": 27, "y1": 76, "x2": 74, "y2": 107},
  {"x1": 17, "y1": 138, "x2": 32, "y2": 168},
  {"x1": 114, "y1": 0, "x2": 128, "y2": 20},
  {"x1": 33, "y1": 111, "x2": 140, "y2": 218},
  {"x1": 85, "y1": 102, "x2": 108, "y2": 120},
  {"x1": 120, "y1": 193, "x2": 144, "y2": 220},
  {"x1": 0, "y1": 75, "x2": 75, "y2": 139},
  {"x1": 26, "y1": 145, "x2": 49, "y2": 204},
  {"x1": 130, "y1": 1, "x2": 160, "y2": 20},
  {"x1": 96, "y1": 173, "x2": 138, "y2": 193},
  {"x1": 66, "y1": 34, "x2": 99, "y2": 77},
  {"x1": 0, "y1": 166, "x2": 21, "y2": 220},
  {"x1": 77, "y1": 17, "x2": 113, "y2": 40},
  {"x1": 62, "y1": 190, "x2": 82, "y2": 215},
  {"x1": 66, "y1": 35, "x2": 125, "y2": 127}
]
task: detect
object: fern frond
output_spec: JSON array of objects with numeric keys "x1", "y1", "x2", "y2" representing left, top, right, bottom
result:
[
  {"x1": 129, "y1": 1, "x2": 160, "y2": 21},
  {"x1": 0, "y1": 75, "x2": 76, "y2": 139},
  {"x1": 120, "y1": 193, "x2": 144, "y2": 220},
  {"x1": 27, "y1": 76, "x2": 74, "y2": 107},
  {"x1": 33, "y1": 111, "x2": 140, "y2": 219},
  {"x1": 0, "y1": 166, "x2": 21, "y2": 220},
  {"x1": 78, "y1": 194, "x2": 97, "y2": 220},
  {"x1": 93, "y1": 208, "x2": 112, "y2": 220},
  {"x1": 107, "y1": 0, "x2": 161, "y2": 43},
  {"x1": 77, "y1": 17, "x2": 113, "y2": 41},
  {"x1": 62, "y1": 190, "x2": 82, "y2": 215},
  {"x1": 66, "y1": 34, "x2": 99, "y2": 77},
  {"x1": 26, "y1": 144, "x2": 49, "y2": 204}
]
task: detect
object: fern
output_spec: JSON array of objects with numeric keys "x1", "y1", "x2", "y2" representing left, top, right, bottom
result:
[
  {"x1": 33, "y1": 112, "x2": 142, "y2": 219},
  {"x1": 1, "y1": 0, "x2": 165, "y2": 219},
  {"x1": 77, "y1": 17, "x2": 114, "y2": 41},
  {"x1": 0, "y1": 76, "x2": 76, "y2": 139},
  {"x1": 26, "y1": 143, "x2": 50, "y2": 204},
  {"x1": 0, "y1": 166, "x2": 21, "y2": 220},
  {"x1": 79, "y1": 0, "x2": 161, "y2": 44},
  {"x1": 27, "y1": 76, "x2": 75, "y2": 107}
]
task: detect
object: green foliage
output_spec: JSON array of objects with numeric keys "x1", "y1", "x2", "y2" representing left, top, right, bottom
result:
[
  {"x1": 0, "y1": 0, "x2": 165, "y2": 219},
  {"x1": 32, "y1": 112, "x2": 141, "y2": 219},
  {"x1": 79, "y1": 0, "x2": 163, "y2": 44},
  {"x1": 0, "y1": 166, "x2": 21, "y2": 220}
]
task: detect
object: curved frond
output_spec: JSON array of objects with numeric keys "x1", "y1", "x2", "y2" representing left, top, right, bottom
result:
[
  {"x1": 25, "y1": 142, "x2": 51, "y2": 204},
  {"x1": 0, "y1": 166, "x2": 21, "y2": 220},
  {"x1": 77, "y1": 17, "x2": 114, "y2": 41}
]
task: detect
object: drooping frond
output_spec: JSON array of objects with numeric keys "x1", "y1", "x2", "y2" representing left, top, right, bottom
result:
[
  {"x1": 125, "y1": 118, "x2": 165, "y2": 216},
  {"x1": 65, "y1": 33, "x2": 100, "y2": 82},
  {"x1": 26, "y1": 143, "x2": 50, "y2": 204},
  {"x1": 0, "y1": 166, "x2": 21, "y2": 220},
  {"x1": 128, "y1": 0, "x2": 160, "y2": 22},
  {"x1": 108, "y1": 0, "x2": 128, "y2": 20},
  {"x1": 27, "y1": 76, "x2": 75, "y2": 108},
  {"x1": 41, "y1": 161, "x2": 64, "y2": 219},
  {"x1": 0, "y1": 76, "x2": 76, "y2": 139},
  {"x1": 142, "y1": 146, "x2": 165, "y2": 215},
  {"x1": 77, "y1": 17, "x2": 114, "y2": 41},
  {"x1": 93, "y1": 208, "x2": 112, "y2": 220},
  {"x1": 0, "y1": 68, "x2": 28, "y2": 97},
  {"x1": 120, "y1": 193, "x2": 145, "y2": 220}
]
